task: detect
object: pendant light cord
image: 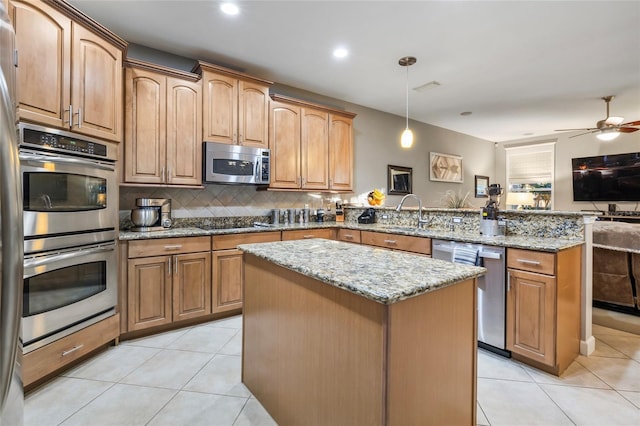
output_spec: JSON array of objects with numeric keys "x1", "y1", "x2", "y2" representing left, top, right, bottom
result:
[{"x1": 405, "y1": 66, "x2": 409, "y2": 129}]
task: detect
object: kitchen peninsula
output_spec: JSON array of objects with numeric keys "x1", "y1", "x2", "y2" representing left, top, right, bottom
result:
[{"x1": 238, "y1": 238, "x2": 486, "y2": 426}]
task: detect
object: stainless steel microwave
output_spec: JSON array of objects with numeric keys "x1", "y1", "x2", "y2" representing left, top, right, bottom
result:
[{"x1": 203, "y1": 142, "x2": 270, "y2": 185}]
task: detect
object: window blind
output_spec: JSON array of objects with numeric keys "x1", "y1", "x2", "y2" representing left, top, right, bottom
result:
[{"x1": 506, "y1": 143, "x2": 555, "y2": 184}]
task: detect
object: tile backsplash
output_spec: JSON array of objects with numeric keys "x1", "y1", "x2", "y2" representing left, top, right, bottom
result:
[{"x1": 120, "y1": 185, "x2": 341, "y2": 220}]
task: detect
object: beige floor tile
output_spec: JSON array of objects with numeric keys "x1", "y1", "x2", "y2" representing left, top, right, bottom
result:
[
  {"x1": 540, "y1": 384, "x2": 640, "y2": 425},
  {"x1": 121, "y1": 327, "x2": 192, "y2": 349},
  {"x1": 148, "y1": 391, "x2": 247, "y2": 426},
  {"x1": 219, "y1": 330, "x2": 243, "y2": 356},
  {"x1": 476, "y1": 402, "x2": 490, "y2": 426},
  {"x1": 577, "y1": 356, "x2": 640, "y2": 391},
  {"x1": 61, "y1": 345, "x2": 160, "y2": 382},
  {"x1": 477, "y1": 378, "x2": 573, "y2": 426},
  {"x1": 620, "y1": 390, "x2": 640, "y2": 409},
  {"x1": 596, "y1": 334, "x2": 640, "y2": 361},
  {"x1": 120, "y1": 349, "x2": 213, "y2": 389},
  {"x1": 522, "y1": 359, "x2": 610, "y2": 389},
  {"x1": 59, "y1": 384, "x2": 176, "y2": 426},
  {"x1": 477, "y1": 349, "x2": 533, "y2": 381},
  {"x1": 24, "y1": 377, "x2": 113, "y2": 426},
  {"x1": 206, "y1": 314, "x2": 243, "y2": 329},
  {"x1": 233, "y1": 398, "x2": 278, "y2": 426},
  {"x1": 166, "y1": 325, "x2": 238, "y2": 353},
  {"x1": 592, "y1": 337, "x2": 629, "y2": 358},
  {"x1": 184, "y1": 354, "x2": 250, "y2": 397},
  {"x1": 593, "y1": 324, "x2": 640, "y2": 338}
]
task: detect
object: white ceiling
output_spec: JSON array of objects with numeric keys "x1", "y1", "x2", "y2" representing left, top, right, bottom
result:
[{"x1": 68, "y1": 0, "x2": 640, "y2": 142}]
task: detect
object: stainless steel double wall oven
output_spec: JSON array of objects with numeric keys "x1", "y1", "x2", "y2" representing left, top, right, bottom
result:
[{"x1": 19, "y1": 123, "x2": 118, "y2": 352}]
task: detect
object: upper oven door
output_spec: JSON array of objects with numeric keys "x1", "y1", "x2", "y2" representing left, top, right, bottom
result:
[{"x1": 20, "y1": 149, "x2": 117, "y2": 239}]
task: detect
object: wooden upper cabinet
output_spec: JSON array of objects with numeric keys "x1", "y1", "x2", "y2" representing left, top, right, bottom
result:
[
  {"x1": 11, "y1": 0, "x2": 125, "y2": 142},
  {"x1": 301, "y1": 107, "x2": 329, "y2": 189},
  {"x1": 124, "y1": 60, "x2": 202, "y2": 186},
  {"x1": 10, "y1": 0, "x2": 71, "y2": 128},
  {"x1": 195, "y1": 61, "x2": 272, "y2": 148},
  {"x1": 329, "y1": 113, "x2": 354, "y2": 191},
  {"x1": 269, "y1": 101, "x2": 301, "y2": 189}
]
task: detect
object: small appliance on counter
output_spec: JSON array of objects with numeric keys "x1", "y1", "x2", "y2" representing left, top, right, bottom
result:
[
  {"x1": 480, "y1": 184, "x2": 506, "y2": 236},
  {"x1": 357, "y1": 208, "x2": 376, "y2": 224},
  {"x1": 130, "y1": 198, "x2": 172, "y2": 231}
]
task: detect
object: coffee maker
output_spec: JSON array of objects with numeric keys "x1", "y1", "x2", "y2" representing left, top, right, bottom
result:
[
  {"x1": 480, "y1": 184, "x2": 505, "y2": 236},
  {"x1": 130, "y1": 198, "x2": 172, "y2": 232}
]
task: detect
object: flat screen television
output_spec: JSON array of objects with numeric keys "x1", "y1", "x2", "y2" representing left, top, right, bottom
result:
[{"x1": 572, "y1": 152, "x2": 640, "y2": 202}]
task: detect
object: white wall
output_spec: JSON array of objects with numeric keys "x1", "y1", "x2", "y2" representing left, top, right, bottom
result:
[{"x1": 495, "y1": 131, "x2": 640, "y2": 212}]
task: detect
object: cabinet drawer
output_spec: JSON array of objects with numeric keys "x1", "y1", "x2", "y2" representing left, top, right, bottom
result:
[
  {"x1": 23, "y1": 314, "x2": 120, "y2": 387},
  {"x1": 282, "y1": 228, "x2": 336, "y2": 241},
  {"x1": 128, "y1": 236, "x2": 211, "y2": 258},
  {"x1": 507, "y1": 248, "x2": 555, "y2": 275},
  {"x1": 337, "y1": 229, "x2": 361, "y2": 244},
  {"x1": 361, "y1": 231, "x2": 431, "y2": 255},
  {"x1": 212, "y1": 231, "x2": 281, "y2": 250}
]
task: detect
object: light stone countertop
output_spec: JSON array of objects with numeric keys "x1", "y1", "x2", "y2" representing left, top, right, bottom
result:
[
  {"x1": 119, "y1": 222, "x2": 583, "y2": 252},
  {"x1": 238, "y1": 238, "x2": 486, "y2": 305}
]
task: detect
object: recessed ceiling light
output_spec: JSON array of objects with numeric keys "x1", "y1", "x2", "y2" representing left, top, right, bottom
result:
[
  {"x1": 333, "y1": 47, "x2": 349, "y2": 59},
  {"x1": 220, "y1": 2, "x2": 239, "y2": 16}
]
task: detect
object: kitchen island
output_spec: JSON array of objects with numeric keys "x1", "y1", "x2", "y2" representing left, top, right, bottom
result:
[{"x1": 239, "y1": 238, "x2": 486, "y2": 426}]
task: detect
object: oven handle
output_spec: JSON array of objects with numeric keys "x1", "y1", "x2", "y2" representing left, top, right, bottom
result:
[
  {"x1": 24, "y1": 244, "x2": 115, "y2": 269},
  {"x1": 19, "y1": 152, "x2": 115, "y2": 171}
]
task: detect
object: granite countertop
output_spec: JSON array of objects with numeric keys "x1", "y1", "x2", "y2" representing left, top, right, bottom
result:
[
  {"x1": 119, "y1": 222, "x2": 583, "y2": 252},
  {"x1": 238, "y1": 238, "x2": 486, "y2": 305},
  {"x1": 592, "y1": 221, "x2": 640, "y2": 254}
]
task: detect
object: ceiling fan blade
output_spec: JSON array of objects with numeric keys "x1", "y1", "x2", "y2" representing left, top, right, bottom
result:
[
  {"x1": 621, "y1": 120, "x2": 640, "y2": 127},
  {"x1": 618, "y1": 127, "x2": 639, "y2": 133},
  {"x1": 569, "y1": 130, "x2": 598, "y2": 138},
  {"x1": 554, "y1": 128, "x2": 595, "y2": 132},
  {"x1": 605, "y1": 116, "x2": 624, "y2": 125}
]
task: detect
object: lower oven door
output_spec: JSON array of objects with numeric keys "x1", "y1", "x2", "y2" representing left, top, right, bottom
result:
[
  {"x1": 22, "y1": 241, "x2": 117, "y2": 349},
  {"x1": 20, "y1": 149, "x2": 117, "y2": 238}
]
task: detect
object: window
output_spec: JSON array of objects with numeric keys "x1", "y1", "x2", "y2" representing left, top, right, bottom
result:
[{"x1": 505, "y1": 142, "x2": 555, "y2": 210}]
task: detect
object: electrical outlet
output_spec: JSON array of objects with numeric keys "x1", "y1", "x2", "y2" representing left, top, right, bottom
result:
[
  {"x1": 381, "y1": 214, "x2": 389, "y2": 219},
  {"x1": 452, "y1": 217, "x2": 462, "y2": 224}
]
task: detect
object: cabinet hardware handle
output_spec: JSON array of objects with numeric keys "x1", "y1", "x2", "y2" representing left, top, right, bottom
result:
[
  {"x1": 517, "y1": 259, "x2": 541, "y2": 266},
  {"x1": 161, "y1": 167, "x2": 165, "y2": 182},
  {"x1": 13, "y1": 49, "x2": 18, "y2": 67},
  {"x1": 384, "y1": 239, "x2": 397, "y2": 244},
  {"x1": 175, "y1": 257, "x2": 178, "y2": 273},
  {"x1": 303, "y1": 235, "x2": 314, "y2": 239},
  {"x1": 164, "y1": 245, "x2": 182, "y2": 250},
  {"x1": 167, "y1": 167, "x2": 171, "y2": 183},
  {"x1": 168, "y1": 258, "x2": 171, "y2": 276},
  {"x1": 64, "y1": 105, "x2": 73, "y2": 126},
  {"x1": 301, "y1": 177, "x2": 306, "y2": 187},
  {"x1": 77, "y1": 108, "x2": 82, "y2": 128},
  {"x1": 329, "y1": 178, "x2": 333, "y2": 187},
  {"x1": 507, "y1": 273, "x2": 511, "y2": 292},
  {"x1": 344, "y1": 235, "x2": 353, "y2": 240},
  {"x1": 61, "y1": 344, "x2": 84, "y2": 357}
]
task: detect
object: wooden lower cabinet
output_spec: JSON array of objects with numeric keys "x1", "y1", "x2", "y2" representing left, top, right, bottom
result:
[
  {"x1": 337, "y1": 228, "x2": 361, "y2": 243},
  {"x1": 506, "y1": 245, "x2": 582, "y2": 375},
  {"x1": 23, "y1": 314, "x2": 120, "y2": 388},
  {"x1": 212, "y1": 231, "x2": 281, "y2": 313},
  {"x1": 126, "y1": 237, "x2": 211, "y2": 332},
  {"x1": 281, "y1": 228, "x2": 336, "y2": 241},
  {"x1": 361, "y1": 230, "x2": 431, "y2": 256}
]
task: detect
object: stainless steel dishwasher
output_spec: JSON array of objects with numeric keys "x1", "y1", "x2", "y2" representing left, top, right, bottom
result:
[{"x1": 432, "y1": 239, "x2": 508, "y2": 356}]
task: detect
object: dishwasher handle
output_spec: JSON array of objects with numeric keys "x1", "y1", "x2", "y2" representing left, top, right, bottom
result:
[{"x1": 479, "y1": 250, "x2": 502, "y2": 260}]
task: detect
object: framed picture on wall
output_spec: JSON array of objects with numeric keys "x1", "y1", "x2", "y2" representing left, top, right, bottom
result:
[
  {"x1": 475, "y1": 175, "x2": 489, "y2": 198},
  {"x1": 387, "y1": 165, "x2": 413, "y2": 195},
  {"x1": 429, "y1": 152, "x2": 463, "y2": 183}
]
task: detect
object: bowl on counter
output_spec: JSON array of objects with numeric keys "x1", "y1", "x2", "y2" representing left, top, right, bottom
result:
[{"x1": 130, "y1": 207, "x2": 159, "y2": 227}]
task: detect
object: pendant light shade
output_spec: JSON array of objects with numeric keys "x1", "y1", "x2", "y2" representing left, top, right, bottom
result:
[{"x1": 399, "y1": 56, "x2": 416, "y2": 148}]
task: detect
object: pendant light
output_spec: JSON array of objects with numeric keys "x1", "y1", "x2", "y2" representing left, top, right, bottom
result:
[{"x1": 399, "y1": 56, "x2": 417, "y2": 148}]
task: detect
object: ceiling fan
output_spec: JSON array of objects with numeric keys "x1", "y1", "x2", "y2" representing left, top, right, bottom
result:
[{"x1": 555, "y1": 96, "x2": 640, "y2": 141}]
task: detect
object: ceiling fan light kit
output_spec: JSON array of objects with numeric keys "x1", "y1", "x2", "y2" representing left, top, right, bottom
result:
[
  {"x1": 556, "y1": 95, "x2": 640, "y2": 140},
  {"x1": 399, "y1": 56, "x2": 417, "y2": 149}
]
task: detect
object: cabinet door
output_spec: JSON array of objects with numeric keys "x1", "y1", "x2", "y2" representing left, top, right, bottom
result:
[
  {"x1": 71, "y1": 23, "x2": 122, "y2": 142},
  {"x1": 202, "y1": 71, "x2": 237, "y2": 144},
  {"x1": 269, "y1": 101, "x2": 301, "y2": 189},
  {"x1": 173, "y1": 252, "x2": 211, "y2": 321},
  {"x1": 212, "y1": 249, "x2": 244, "y2": 313},
  {"x1": 11, "y1": 0, "x2": 71, "y2": 128},
  {"x1": 166, "y1": 76, "x2": 202, "y2": 185},
  {"x1": 238, "y1": 80, "x2": 269, "y2": 148},
  {"x1": 301, "y1": 107, "x2": 329, "y2": 189},
  {"x1": 507, "y1": 269, "x2": 556, "y2": 367},
  {"x1": 127, "y1": 256, "x2": 172, "y2": 331},
  {"x1": 282, "y1": 228, "x2": 336, "y2": 241},
  {"x1": 329, "y1": 114, "x2": 353, "y2": 191},
  {"x1": 124, "y1": 67, "x2": 166, "y2": 184}
]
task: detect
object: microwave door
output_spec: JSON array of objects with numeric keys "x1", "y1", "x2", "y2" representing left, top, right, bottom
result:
[{"x1": 209, "y1": 156, "x2": 256, "y2": 184}]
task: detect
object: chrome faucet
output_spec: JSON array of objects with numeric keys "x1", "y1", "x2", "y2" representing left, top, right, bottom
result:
[{"x1": 395, "y1": 194, "x2": 429, "y2": 228}]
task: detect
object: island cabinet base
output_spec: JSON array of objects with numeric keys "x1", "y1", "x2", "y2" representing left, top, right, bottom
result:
[{"x1": 242, "y1": 254, "x2": 477, "y2": 426}]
